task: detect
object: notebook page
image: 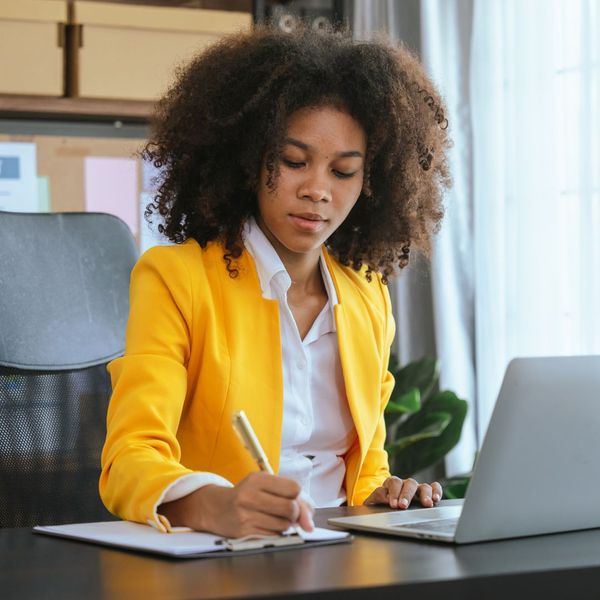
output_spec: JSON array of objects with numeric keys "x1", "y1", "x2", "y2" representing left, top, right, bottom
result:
[{"x1": 34, "y1": 521, "x2": 349, "y2": 557}]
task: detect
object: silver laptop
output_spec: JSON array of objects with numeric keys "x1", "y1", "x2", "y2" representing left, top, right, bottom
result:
[{"x1": 329, "y1": 355, "x2": 600, "y2": 544}]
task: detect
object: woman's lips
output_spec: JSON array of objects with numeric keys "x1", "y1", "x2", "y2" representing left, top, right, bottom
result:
[{"x1": 289, "y1": 214, "x2": 328, "y2": 232}]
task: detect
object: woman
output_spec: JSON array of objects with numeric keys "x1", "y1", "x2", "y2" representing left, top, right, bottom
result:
[{"x1": 100, "y1": 25, "x2": 450, "y2": 538}]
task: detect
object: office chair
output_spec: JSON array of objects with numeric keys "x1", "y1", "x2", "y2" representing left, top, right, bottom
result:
[{"x1": 0, "y1": 211, "x2": 138, "y2": 527}]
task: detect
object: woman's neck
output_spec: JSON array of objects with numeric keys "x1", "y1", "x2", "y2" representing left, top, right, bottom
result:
[{"x1": 283, "y1": 251, "x2": 324, "y2": 297}]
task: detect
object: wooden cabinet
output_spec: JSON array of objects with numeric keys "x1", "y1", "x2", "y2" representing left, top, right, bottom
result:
[
  {"x1": 0, "y1": 0, "x2": 252, "y2": 122},
  {"x1": 0, "y1": 0, "x2": 67, "y2": 96},
  {"x1": 69, "y1": 1, "x2": 251, "y2": 101}
]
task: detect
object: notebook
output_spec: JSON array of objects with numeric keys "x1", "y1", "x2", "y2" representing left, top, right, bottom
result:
[
  {"x1": 328, "y1": 355, "x2": 600, "y2": 544},
  {"x1": 34, "y1": 520, "x2": 351, "y2": 558}
]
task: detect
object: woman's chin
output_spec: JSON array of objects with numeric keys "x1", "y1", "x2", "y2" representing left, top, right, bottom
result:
[{"x1": 276, "y1": 236, "x2": 326, "y2": 258}]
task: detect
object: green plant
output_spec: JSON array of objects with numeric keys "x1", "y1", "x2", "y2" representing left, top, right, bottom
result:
[
  {"x1": 439, "y1": 449, "x2": 479, "y2": 499},
  {"x1": 440, "y1": 475, "x2": 471, "y2": 499},
  {"x1": 385, "y1": 355, "x2": 468, "y2": 478}
]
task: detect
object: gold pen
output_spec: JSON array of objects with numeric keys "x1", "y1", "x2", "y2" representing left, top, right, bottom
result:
[
  {"x1": 232, "y1": 410, "x2": 275, "y2": 475},
  {"x1": 232, "y1": 410, "x2": 304, "y2": 535}
]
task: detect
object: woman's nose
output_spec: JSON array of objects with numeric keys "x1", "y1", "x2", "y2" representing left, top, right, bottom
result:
[{"x1": 298, "y1": 172, "x2": 332, "y2": 203}]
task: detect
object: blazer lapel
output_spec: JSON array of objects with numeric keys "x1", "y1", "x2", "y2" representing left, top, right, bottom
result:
[{"x1": 325, "y1": 251, "x2": 382, "y2": 466}]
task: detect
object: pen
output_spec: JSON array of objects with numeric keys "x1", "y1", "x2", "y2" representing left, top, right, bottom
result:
[
  {"x1": 232, "y1": 410, "x2": 304, "y2": 535},
  {"x1": 232, "y1": 410, "x2": 275, "y2": 475}
]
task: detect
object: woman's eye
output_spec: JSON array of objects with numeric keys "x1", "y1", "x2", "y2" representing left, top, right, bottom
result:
[
  {"x1": 283, "y1": 159, "x2": 304, "y2": 169},
  {"x1": 333, "y1": 170, "x2": 356, "y2": 179}
]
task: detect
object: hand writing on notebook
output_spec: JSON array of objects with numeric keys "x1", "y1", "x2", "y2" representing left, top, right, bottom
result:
[
  {"x1": 159, "y1": 472, "x2": 314, "y2": 539},
  {"x1": 364, "y1": 477, "x2": 443, "y2": 509}
]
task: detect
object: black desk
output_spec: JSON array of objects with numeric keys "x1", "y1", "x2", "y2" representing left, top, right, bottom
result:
[{"x1": 2, "y1": 502, "x2": 600, "y2": 599}]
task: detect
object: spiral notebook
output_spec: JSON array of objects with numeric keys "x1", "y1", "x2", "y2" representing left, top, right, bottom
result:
[{"x1": 34, "y1": 520, "x2": 351, "y2": 558}]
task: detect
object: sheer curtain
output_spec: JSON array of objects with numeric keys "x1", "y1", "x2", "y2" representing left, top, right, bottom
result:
[
  {"x1": 471, "y1": 0, "x2": 600, "y2": 436},
  {"x1": 423, "y1": 0, "x2": 600, "y2": 450}
]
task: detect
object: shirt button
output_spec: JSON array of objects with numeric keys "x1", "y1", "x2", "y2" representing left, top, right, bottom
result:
[{"x1": 297, "y1": 360, "x2": 306, "y2": 370}]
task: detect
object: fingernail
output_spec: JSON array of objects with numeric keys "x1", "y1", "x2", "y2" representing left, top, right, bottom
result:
[
  {"x1": 433, "y1": 493, "x2": 440, "y2": 502},
  {"x1": 399, "y1": 498, "x2": 409, "y2": 508},
  {"x1": 390, "y1": 497, "x2": 398, "y2": 508}
]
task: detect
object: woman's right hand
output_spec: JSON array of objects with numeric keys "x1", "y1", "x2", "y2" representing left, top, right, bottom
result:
[{"x1": 159, "y1": 472, "x2": 314, "y2": 538}]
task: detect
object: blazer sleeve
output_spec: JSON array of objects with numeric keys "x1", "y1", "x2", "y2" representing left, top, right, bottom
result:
[
  {"x1": 99, "y1": 247, "x2": 199, "y2": 528},
  {"x1": 349, "y1": 278, "x2": 395, "y2": 505}
]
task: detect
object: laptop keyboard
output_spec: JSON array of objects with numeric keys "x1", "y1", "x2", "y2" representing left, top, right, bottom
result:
[{"x1": 394, "y1": 517, "x2": 459, "y2": 535}]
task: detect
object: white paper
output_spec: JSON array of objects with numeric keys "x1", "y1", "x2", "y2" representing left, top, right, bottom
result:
[
  {"x1": 0, "y1": 142, "x2": 39, "y2": 212},
  {"x1": 34, "y1": 521, "x2": 350, "y2": 557},
  {"x1": 300, "y1": 526, "x2": 350, "y2": 541},
  {"x1": 84, "y1": 156, "x2": 139, "y2": 235}
]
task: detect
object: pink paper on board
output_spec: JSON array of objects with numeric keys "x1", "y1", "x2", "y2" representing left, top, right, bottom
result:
[{"x1": 84, "y1": 157, "x2": 139, "y2": 236}]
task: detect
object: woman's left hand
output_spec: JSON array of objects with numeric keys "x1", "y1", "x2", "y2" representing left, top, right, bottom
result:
[{"x1": 364, "y1": 476, "x2": 443, "y2": 509}]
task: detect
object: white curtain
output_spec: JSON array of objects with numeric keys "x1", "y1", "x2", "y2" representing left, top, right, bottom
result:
[
  {"x1": 351, "y1": 0, "x2": 400, "y2": 40},
  {"x1": 423, "y1": 0, "x2": 600, "y2": 457},
  {"x1": 472, "y1": 0, "x2": 600, "y2": 436}
]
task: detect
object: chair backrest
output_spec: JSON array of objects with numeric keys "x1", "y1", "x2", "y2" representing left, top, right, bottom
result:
[{"x1": 0, "y1": 211, "x2": 138, "y2": 527}]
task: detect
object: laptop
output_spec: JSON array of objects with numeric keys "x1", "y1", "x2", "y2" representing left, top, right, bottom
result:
[{"x1": 329, "y1": 355, "x2": 600, "y2": 544}]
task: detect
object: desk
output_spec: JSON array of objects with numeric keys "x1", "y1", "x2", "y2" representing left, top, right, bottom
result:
[{"x1": 2, "y1": 502, "x2": 600, "y2": 599}]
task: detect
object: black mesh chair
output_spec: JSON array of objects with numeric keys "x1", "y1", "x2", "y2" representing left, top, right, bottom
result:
[{"x1": 0, "y1": 211, "x2": 138, "y2": 527}]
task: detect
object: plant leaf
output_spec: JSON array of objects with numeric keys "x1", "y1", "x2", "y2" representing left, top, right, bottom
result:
[
  {"x1": 385, "y1": 411, "x2": 450, "y2": 455},
  {"x1": 385, "y1": 388, "x2": 421, "y2": 414},
  {"x1": 388, "y1": 391, "x2": 468, "y2": 477},
  {"x1": 441, "y1": 475, "x2": 471, "y2": 500},
  {"x1": 391, "y1": 356, "x2": 439, "y2": 402}
]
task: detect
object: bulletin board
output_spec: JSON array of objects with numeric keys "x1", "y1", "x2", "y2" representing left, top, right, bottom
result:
[{"x1": 0, "y1": 133, "x2": 165, "y2": 252}]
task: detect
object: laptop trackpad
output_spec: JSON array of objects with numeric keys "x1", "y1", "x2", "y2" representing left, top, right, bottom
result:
[{"x1": 377, "y1": 504, "x2": 463, "y2": 526}]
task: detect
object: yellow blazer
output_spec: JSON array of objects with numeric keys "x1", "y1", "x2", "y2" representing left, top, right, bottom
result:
[{"x1": 100, "y1": 239, "x2": 395, "y2": 528}]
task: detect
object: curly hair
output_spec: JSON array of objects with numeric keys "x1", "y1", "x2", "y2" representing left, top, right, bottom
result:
[{"x1": 143, "y1": 25, "x2": 450, "y2": 282}]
